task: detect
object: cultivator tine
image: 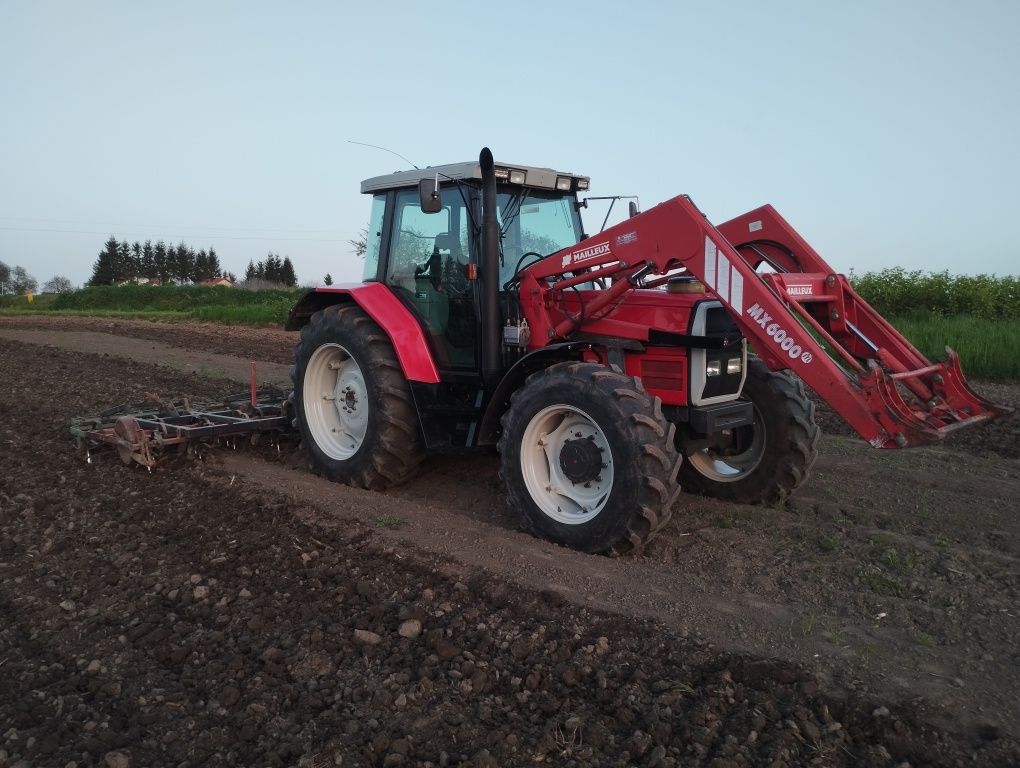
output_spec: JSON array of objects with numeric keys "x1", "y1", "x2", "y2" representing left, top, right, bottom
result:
[{"x1": 113, "y1": 416, "x2": 157, "y2": 467}]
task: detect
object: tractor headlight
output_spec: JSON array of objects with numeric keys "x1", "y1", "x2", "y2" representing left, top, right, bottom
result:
[
  {"x1": 706, "y1": 360, "x2": 722, "y2": 377},
  {"x1": 576, "y1": 179, "x2": 589, "y2": 191},
  {"x1": 556, "y1": 176, "x2": 572, "y2": 191},
  {"x1": 726, "y1": 358, "x2": 742, "y2": 375},
  {"x1": 509, "y1": 169, "x2": 527, "y2": 185}
]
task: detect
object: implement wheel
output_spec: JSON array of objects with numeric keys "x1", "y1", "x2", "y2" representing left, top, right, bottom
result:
[
  {"x1": 498, "y1": 362, "x2": 681, "y2": 555},
  {"x1": 678, "y1": 357, "x2": 819, "y2": 504},
  {"x1": 291, "y1": 304, "x2": 424, "y2": 489}
]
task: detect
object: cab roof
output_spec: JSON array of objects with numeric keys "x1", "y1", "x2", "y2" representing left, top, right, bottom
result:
[{"x1": 360, "y1": 161, "x2": 590, "y2": 194}]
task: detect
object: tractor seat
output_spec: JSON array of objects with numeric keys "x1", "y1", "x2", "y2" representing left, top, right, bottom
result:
[{"x1": 433, "y1": 232, "x2": 462, "y2": 260}]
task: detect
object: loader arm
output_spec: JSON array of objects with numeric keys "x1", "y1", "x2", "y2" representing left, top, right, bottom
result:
[{"x1": 517, "y1": 195, "x2": 1010, "y2": 448}]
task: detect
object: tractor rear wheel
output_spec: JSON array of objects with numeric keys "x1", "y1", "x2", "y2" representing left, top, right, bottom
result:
[
  {"x1": 677, "y1": 357, "x2": 818, "y2": 504},
  {"x1": 498, "y1": 362, "x2": 681, "y2": 555},
  {"x1": 291, "y1": 304, "x2": 424, "y2": 490}
]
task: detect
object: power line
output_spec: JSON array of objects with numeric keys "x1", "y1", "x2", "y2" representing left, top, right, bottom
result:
[
  {"x1": 0, "y1": 225, "x2": 348, "y2": 243},
  {"x1": 0, "y1": 215, "x2": 344, "y2": 235}
]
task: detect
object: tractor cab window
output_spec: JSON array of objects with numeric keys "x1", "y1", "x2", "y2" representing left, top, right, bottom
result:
[
  {"x1": 362, "y1": 194, "x2": 386, "y2": 281},
  {"x1": 497, "y1": 190, "x2": 583, "y2": 287},
  {"x1": 386, "y1": 187, "x2": 476, "y2": 370}
]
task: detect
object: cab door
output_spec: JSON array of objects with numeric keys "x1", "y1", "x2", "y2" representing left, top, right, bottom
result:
[{"x1": 385, "y1": 187, "x2": 477, "y2": 371}]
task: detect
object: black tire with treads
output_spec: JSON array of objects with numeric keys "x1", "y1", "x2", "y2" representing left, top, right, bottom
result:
[
  {"x1": 291, "y1": 304, "x2": 424, "y2": 490},
  {"x1": 678, "y1": 356, "x2": 819, "y2": 504},
  {"x1": 498, "y1": 361, "x2": 682, "y2": 555}
]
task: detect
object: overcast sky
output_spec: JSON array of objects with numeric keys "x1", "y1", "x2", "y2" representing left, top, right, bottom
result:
[{"x1": 1, "y1": 1, "x2": 1017, "y2": 288}]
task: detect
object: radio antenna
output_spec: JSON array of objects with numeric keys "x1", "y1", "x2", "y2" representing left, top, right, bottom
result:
[{"x1": 347, "y1": 140, "x2": 420, "y2": 170}]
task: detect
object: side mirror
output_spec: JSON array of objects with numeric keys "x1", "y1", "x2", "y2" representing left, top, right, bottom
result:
[
  {"x1": 419, "y1": 177, "x2": 442, "y2": 213},
  {"x1": 628, "y1": 201, "x2": 640, "y2": 218}
]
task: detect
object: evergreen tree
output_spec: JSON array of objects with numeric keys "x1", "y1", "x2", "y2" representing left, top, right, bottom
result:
[
  {"x1": 186, "y1": 245, "x2": 197, "y2": 282},
  {"x1": 323, "y1": 273, "x2": 333, "y2": 286},
  {"x1": 194, "y1": 250, "x2": 210, "y2": 281},
  {"x1": 207, "y1": 247, "x2": 221, "y2": 278},
  {"x1": 244, "y1": 259, "x2": 256, "y2": 282},
  {"x1": 280, "y1": 256, "x2": 297, "y2": 287},
  {"x1": 88, "y1": 237, "x2": 121, "y2": 286},
  {"x1": 174, "y1": 242, "x2": 195, "y2": 283},
  {"x1": 130, "y1": 242, "x2": 142, "y2": 278},
  {"x1": 153, "y1": 241, "x2": 169, "y2": 283},
  {"x1": 141, "y1": 241, "x2": 155, "y2": 278},
  {"x1": 165, "y1": 244, "x2": 176, "y2": 283},
  {"x1": 165, "y1": 243, "x2": 176, "y2": 282},
  {"x1": 116, "y1": 239, "x2": 133, "y2": 280}
]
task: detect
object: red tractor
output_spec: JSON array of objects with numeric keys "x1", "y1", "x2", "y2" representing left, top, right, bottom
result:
[{"x1": 285, "y1": 148, "x2": 1009, "y2": 555}]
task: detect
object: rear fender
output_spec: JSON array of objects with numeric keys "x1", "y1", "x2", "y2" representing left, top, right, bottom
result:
[
  {"x1": 477, "y1": 342, "x2": 591, "y2": 446},
  {"x1": 286, "y1": 285, "x2": 440, "y2": 384}
]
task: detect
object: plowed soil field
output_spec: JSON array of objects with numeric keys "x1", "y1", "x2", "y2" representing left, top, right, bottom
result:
[{"x1": 1, "y1": 316, "x2": 1018, "y2": 768}]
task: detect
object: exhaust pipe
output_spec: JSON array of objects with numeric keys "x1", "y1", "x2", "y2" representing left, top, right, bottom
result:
[{"x1": 479, "y1": 147, "x2": 501, "y2": 384}]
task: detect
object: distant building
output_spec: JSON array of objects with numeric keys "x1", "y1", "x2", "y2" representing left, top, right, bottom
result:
[
  {"x1": 117, "y1": 276, "x2": 162, "y2": 286},
  {"x1": 199, "y1": 277, "x2": 235, "y2": 287}
]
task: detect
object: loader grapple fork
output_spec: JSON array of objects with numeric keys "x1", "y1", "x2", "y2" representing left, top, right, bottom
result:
[
  {"x1": 718, "y1": 205, "x2": 1012, "y2": 447},
  {"x1": 520, "y1": 196, "x2": 1010, "y2": 449}
]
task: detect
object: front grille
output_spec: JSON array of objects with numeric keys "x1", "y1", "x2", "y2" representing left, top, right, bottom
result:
[{"x1": 689, "y1": 302, "x2": 746, "y2": 404}]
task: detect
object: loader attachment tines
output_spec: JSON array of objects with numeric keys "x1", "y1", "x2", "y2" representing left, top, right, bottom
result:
[{"x1": 716, "y1": 205, "x2": 1013, "y2": 447}]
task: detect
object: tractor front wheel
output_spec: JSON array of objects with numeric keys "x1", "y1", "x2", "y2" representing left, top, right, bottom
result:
[
  {"x1": 499, "y1": 362, "x2": 681, "y2": 555},
  {"x1": 677, "y1": 357, "x2": 819, "y2": 504},
  {"x1": 292, "y1": 304, "x2": 424, "y2": 490}
]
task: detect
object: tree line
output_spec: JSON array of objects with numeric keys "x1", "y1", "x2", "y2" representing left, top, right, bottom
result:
[
  {"x1": 0, "y1": 261, "x2": 37, "y2": 294},
  {"x1": 88, "y1": 237, "x2": 236, "y2": 287},
  {"x1": 0, "y1": 261, "x2": 75, "y2": 294},
  {"x1": 243, "y1": 254, "x2": 298, "y2": 287}
]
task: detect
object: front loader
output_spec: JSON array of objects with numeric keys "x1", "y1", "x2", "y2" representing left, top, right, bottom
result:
[{"x1": 285, "y1": 147, "x2": 1010, "y2": 555}]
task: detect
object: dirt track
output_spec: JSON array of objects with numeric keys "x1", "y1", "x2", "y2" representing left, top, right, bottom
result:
[{"x1": 1, "y1": 317, "x2": 1018, "y2": 767}]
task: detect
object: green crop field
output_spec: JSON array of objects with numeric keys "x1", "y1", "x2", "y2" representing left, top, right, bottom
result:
[
  {"x1": 850, "y1": 268, "x2": 1019, "y2": 320},
  {"x1": 849, "y1": 269, "x2": 1019, "y2": 379},
  {"x1": 0, "y1": 285, "x2": 302, "y2": 326},
  {"x1": 881, "y1": 313, "x2": 1020, "y2": 380}
]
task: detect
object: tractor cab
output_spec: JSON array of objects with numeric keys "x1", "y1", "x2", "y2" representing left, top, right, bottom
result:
[{"x1": 358, "y1": 161, "x2": 591, "y2": 373}]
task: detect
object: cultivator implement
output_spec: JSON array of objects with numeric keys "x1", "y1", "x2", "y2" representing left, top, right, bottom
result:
[{"x1": 71, "y1": 366, "x2": 292, "y2": 469}]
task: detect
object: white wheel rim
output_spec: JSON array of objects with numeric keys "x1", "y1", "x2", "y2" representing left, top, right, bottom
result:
[
  {"x1": 302, "y1": 343, "x2": 369, "y2": 460},
  {"x1": 687, "y1": 405, "x2": 766, "y2": 482},
  {"x1": 520, "y1": 404, "x2": 614, "y2": 525}
]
